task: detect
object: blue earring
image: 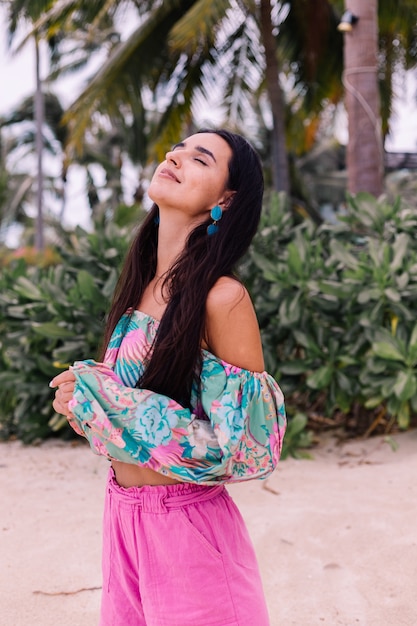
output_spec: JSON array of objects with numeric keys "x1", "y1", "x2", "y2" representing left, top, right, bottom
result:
[{"x1": 207, "y1": 205, "x2": 222, "y2": 235}]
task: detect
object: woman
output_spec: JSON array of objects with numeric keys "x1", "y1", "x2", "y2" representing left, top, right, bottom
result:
[{"x1": 51, "y1": 128, "x2": 286, "y2": 626}]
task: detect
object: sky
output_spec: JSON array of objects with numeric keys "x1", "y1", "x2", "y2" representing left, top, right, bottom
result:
[
  {"x1": 0, "y1": 29, "x2": 93, "y2": 232},
  {"x1": 1, "y1": 5, "x2": 417, "y2": 240}
]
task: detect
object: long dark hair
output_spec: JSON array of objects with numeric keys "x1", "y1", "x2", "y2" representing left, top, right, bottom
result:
[{"x1": 101, "y1": 129, "x2": 264, "y2": 408}]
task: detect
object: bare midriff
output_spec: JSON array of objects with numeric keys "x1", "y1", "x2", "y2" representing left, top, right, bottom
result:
[{"x1": 111, "y1": 460, "x2": 181, "y2": 488}]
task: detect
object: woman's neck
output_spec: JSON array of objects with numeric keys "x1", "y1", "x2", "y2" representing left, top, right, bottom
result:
[
  {"x1": 155, "y1": 210, "x2": 202, "y2": 275},
  {"x1": 155, "y1": 226, "x2": 185, "y2": 275}
]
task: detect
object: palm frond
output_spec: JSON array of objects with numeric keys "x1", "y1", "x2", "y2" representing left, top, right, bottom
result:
[
  {"x1": 62, "y1": 0, "x2": 196, "y2": 158},
  {"x1": 150, "y1": 54, "x2": 208, "y2": 160},
  {"x1": 169, "y1": 0, "x2": 231, "y2": 54}
]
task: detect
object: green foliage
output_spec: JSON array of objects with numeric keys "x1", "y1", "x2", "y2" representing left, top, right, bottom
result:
[
  {"x1": 2, "y1": 192, "x2": 417, "y2": 452},
  {"x1": 280, "y1": 412, "x2": 314, "y2": 460},
  {"x1": 0, "y1": 221, "x2": 131, "y2": 442},
  {"x1": 241, "y1": 192, "x2": 417, "y2": 445}
]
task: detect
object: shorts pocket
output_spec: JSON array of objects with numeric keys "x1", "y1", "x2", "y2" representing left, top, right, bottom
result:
[
  {"x1": 147, "y1": 509, "x2": 238, "y2": 626},
  {"x1": 178, "y1": 508, "x2": 224, "y2": 559}
]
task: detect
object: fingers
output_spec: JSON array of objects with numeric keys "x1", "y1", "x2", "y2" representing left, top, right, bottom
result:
[
  {"x1": 52, "y1": 386, "x2": 74, "y2": 416},
  {"x1": 52, "y1": 395, "x2": 70, "y2": 416},
  {"x1": 52, "y1": 396, "x2": 67, "y2": 416},
  {"x1": 49, "y1": 369, "x2": 75, "y2": 388},
  {"x1": 50, "y1": 368, "x2": 76, "y2": 416},
  {"x1": 56, "y1": 382, "x2": 75, "y2": 402}
]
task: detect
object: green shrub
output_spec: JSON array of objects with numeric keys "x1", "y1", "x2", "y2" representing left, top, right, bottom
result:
[
  {"x1": 241, "y1": 191, "x2": 417, "y2": 440},
  {"x1": 2, "y1": 193, "x2": 416, "y2": 449},
  {"x1": 0, "y1": 221, "x2": 131, "y2": 442}
]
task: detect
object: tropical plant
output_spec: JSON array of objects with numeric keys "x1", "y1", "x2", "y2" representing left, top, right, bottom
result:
[
  {"x1": 339, "y1": 0, "x2": 384, "y2": 196},
  {"x1": 0, "y1": 92, "x2": 69, "y2": 240},
  {"x1": 241, "y1": 191, "x2": 417, "y2": 436},
  {"x1": 0, "y1": 0, "x2": 405, "y2": 232},
  {"x1": 279, "y1": 412, "x2": 314, "y2": 460},
  {"x1": 4, "y1": 0, "x2": 61, "y2": 249},
  {"x1": 29, "y1": 0, "x2": 343, "y2": 194},
  {"x1": 0, "y1": 87, "x2": 144, "y2": 243},
  {"x1": 361, "y1": 324, "x2": 417, "y2": 431},
  {"x1": 0, "y1": 218, "x2": 133, "y2": 441},
  {"x1": 2, "y1": 192, "x2": 417, "y2": 448},
  {"x1": 25, "y1": 0, "x2": 416, "y2": 203}
]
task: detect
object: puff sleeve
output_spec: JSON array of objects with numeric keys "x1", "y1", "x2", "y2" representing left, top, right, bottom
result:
[{"x1": 68, "y1": 353, "x2": 286, "y2": 484}]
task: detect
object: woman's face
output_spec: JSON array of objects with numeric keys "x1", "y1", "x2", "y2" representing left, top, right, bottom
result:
[{"x1": 148, "y1": 133, "x2": 233, "y2": 220}]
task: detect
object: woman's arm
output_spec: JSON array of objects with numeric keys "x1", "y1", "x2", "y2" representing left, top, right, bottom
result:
[
  {"x1": 62, "y1": 357, "x2": 285, "y2": 483},
  {"x1": 204, "y1": 276, "x2": 265, "y2": 372},
  {"x1": 49, "y1": 280, "x2": 285, "y2": 483}
]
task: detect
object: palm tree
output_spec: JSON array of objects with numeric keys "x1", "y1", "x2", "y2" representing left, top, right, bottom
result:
[
  {"x1": 31, "y1": 0, "x2": 294, "y2": 192},
  {"x1": 340, "y1": 0, "x2": 383, "y2": 196},
  {"x1": 31, "y1": 1, "x2": 379, "y2": 192},
  {"x1": 1, "y1": 92, "x2": 69, "y2": 213},
  {"x1": 4, "y1": 0, "x2": 67, "y2": 249},
  {"x1": 259, "y1": 0, "x2": 290, "y2": 193},
  {"x1": 26, "y1": 0, "x2": 417, "y2": 202},
  {"x1": 335, "y1": 0, "x2": 417, "y2": 195},
  {"x1": 280, "y1": 1, "x2": 344, "y2": 152},
  {"x1": 0, "y1": 89, "x2": 140, "y2": 234},
  {"x1": 0, "y1": 94, "x2": 70, "y2": 246},
  {"x1": 0, "y1": 129, "x2": 31, "y2": 241},
  {"x1": 3, "y1": 0, "x2": 127, "y2": 242},
  {"x1": 281, "y1": 0, "x2": 417, "y2": 197}
]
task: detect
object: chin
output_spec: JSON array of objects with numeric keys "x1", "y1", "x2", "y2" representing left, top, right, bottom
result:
[
  {"x1": 147, "y1": 191, "x2": 161, "y2": 207},
  {"x1": 147, "y1": 181, "x2": 166, "y2": 205}
]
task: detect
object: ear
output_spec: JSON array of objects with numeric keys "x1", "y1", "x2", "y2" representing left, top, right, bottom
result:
[{"x1": 218, "y1": 190, "x2": 236, "y2": 211}]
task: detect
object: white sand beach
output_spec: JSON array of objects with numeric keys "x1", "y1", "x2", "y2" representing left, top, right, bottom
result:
[{"x1": 1, "y1": 431, "x2": 416, "y2": 626}]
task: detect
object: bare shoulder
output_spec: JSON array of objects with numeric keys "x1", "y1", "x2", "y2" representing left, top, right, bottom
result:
[
  {"x1": 206, "y1": 276, "x2": 247, "y2": 308},
  {"x1": 205, "y1": 276, "x2": 265, "y2": 372}
]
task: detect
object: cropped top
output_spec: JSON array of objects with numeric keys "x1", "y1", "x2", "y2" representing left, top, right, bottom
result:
[{"x1": 68, "y1": 310, "x2": 286, "y2": 484}]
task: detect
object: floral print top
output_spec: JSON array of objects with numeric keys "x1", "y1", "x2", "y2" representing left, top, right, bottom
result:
[{"x1": 68, "y1": 310, "x2": 286, "y2": 484}]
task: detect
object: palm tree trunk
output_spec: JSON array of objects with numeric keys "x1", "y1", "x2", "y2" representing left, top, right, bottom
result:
[
  {"x1": 34, "y1": 37, "x2": 44, "y2": 250},
  {"x1": 259, "y1": 0, "x2": 290, "y2": 194},
  {"x1": 342, "y1": 0, "x2": 383, "y2": 196}
]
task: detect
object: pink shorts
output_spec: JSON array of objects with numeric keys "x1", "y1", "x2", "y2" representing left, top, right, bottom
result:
[{"x1": 100, "y1": 468, "x2": 270, "y2": 626}]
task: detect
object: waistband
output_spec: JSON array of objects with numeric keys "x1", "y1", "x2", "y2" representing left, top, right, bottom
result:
[{"x1": 107, "y1": 467, "x2": 225, "y2": 513}]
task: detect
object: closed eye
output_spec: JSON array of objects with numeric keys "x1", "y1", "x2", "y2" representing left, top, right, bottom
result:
[{"x1": 194, "y1": 157, "x2": 208, "y2": 166}]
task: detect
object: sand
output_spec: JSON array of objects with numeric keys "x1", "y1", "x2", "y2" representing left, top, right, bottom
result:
[{"x1": 1, "y1": 431, "x2": 416, "y2": 626}]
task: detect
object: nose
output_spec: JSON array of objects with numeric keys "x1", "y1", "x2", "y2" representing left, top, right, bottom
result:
[{"x1": 166, "y1": 150, "x2": 180, "y2": 167}]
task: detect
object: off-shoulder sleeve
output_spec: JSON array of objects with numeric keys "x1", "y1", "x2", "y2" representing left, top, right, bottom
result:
[{"x1": 68, "y1": 354, "x2": 286, "y2": 484}]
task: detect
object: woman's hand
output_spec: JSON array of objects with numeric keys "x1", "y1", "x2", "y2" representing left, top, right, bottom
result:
[{"x1": 50, "y1": 369, "x2": 76, "y2": 417}]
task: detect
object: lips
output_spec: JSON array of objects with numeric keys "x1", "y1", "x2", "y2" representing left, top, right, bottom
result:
[{"x1": 159, "y1": 167, "x2": 180, "y2": 183}]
